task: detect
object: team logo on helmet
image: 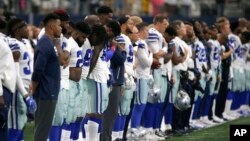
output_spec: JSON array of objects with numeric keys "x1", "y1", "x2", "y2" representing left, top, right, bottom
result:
[{"x1": 174, "y1": 90, "x2": 191, "y2": 111}]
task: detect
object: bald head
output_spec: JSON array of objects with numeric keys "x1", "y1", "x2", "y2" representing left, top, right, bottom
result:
[{"x1": 84, "y1": 15, "x2": 101, "y2": 27}]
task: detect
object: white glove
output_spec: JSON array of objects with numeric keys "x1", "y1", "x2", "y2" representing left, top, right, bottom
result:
[
  {"x1": 147, "y1": 75, "x2": 154, "y2": 88},
  {"x1": 124, "y1": 74, "x2": 135, "y2": 90}
]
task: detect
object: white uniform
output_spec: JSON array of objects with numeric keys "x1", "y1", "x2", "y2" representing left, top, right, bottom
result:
[
  {"x1": 135, "y1": 39, "x2": 153, "y2": 79},
  {"x1": 0, "y1": 36, "x2": 16, "y2": 95},
  {"x1": 68, "y1": 37, "x2": 83, "y2": 68},
  {"x1": 121, "y1": 34, "x2": 135, "y2": 77},
  {"x1": 22, "y1": 39, "x2": 34, "y2": 75},
  {"x1": 147, "y1": 27, "x2": 168, "y2": 68},
  {"x1": 228, "y1": 34, "x2": 243, "y2": 91},
  {"x1": 4, "y1": 37, "x2": 30, "y2": 131},
  {"x1": 208, "y1": 39, "x2": 221, "y2": 70},
  {"x1": 17, "y1": 40, "x2": 32, "y2": 86},
  {"x1": 88, "y1": 45, "x2": 110, "y2": 83},
  {"x1": 147, "y1": 27, "x2": 169, "y2": 103},
  {"x1": 170, "y1": 36, "x2": 191, "y2": 101},
  {"x1": 193, "y1": 38, "x2": 207, "y2": 72},
  {"x1": 244, "y1": 43, "x2": 250, "y2": 91},
  {"x1": 81, "y1": 38, "x2": 92, "y2": 79},
  {"x1": 171, "y1": 36, "x2": 190, "y2": 71},
  {"x1": 88, "y1": 42, "x2": 111, "y2": 114}
]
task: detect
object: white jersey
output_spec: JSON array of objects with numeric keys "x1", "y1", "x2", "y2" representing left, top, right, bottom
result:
[
  {"x1": 171, "y1": 36, "x2": 190, "y2": 71},
  {"x1": 208, "y1": 39, "x2": 221, "y2": 69},
  {"x1": 121, "y1": 34, "x2": 135, "y2": 76},
  {"x1": 135, "y1": 39, "x2": 153, "y2": 79},
  {"x1": 147, "y1": 27, "x2": 168, "y2": 76},
  {"x1": 0, "y1": 37, "x2": 16, "y2": 95},
  {"x1": 68, "y1": 37, "x2": 83, "y2": 68},
  {"x1": 147, "y1": 27, "x2": 167, "y2": 63},
  {"x1": 147, "y1": 27, "x2": 165, "y2": 54},
  {"x1": 88, "y1": 44, "x2": 111, "y2": 83},
  {"x1": 18, "y1": 40, "x2": 32, "y2": 84},
  {"x1": 193, "y1": 38, "x2": 207, "y2": 71},
  {"x1": 60, "y1": 37, "x2": 71, "y2": 79},
  {"x1": 22, "y1": 39, "x2": 34, "y2": 75},
  {"x1": 6, "y1": 38, "x2": 32, "y2": 86},
  {"x1": 228, "y1": 33, "x2": 242, "y2": 64},
  {"x1": 81, "y1": 38, "x2": 92, "y2": 79},
  {"x1": 244, "y1": 43, "x2": 250, "y2": 69}
]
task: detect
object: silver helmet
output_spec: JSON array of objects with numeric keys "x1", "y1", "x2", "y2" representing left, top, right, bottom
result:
[{"x1": 174, "y1": 90, "x2": 191, "y2": 111}]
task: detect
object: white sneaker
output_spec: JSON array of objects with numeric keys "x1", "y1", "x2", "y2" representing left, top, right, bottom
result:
[
  {"x1": 189, "y1": 120, "x2": 205, "y2": 129},
  {"x1": 126, "y1": 128, "x2": 139, "y2": 141},
  {"x1": 200, "y1": 118, "x2": 216, "y2": 126},
  {"x1": 212, "y1": 116, "x2": 224, "y2": 123},
  {"x1": 222, "y1": 113, "x2": 236, "y2": 121},
  {"x1": 142, "y1": 131, "x2": 164, "y2": 140},
  {"x1": 227, "y1": 111, "x2": 241, "y2": 118}
]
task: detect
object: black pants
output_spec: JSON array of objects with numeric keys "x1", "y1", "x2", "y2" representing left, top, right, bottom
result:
[
  {"x1": 172, "y1": 80, "x2": 194, "y2": 131},
  {"x1": 34, "y1": 99, "x2": 57, "y2": 141},
  {"x1": 101, "y1": 86, "x2": 122, "y2": 141},
  {"x1": 215, "y1": 66, "x2": 230, "y2": 118},
  {"x1": 0, "y1": 87, "x2": 12, "y2": 141}
]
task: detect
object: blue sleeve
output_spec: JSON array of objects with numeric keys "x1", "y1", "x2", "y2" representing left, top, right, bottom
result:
[
  {"x1": 32, "y1": 41, "x2": 51, "y2": 82},
  {"x1": 147, "y1": 33, "x2": 159, "y2": 43},
  {"x1": 105, "y1": 49, "x2": 114, "y2": 62},
  {"x1": 111, "y1": 47, "x2": 127, "y2": 66}
]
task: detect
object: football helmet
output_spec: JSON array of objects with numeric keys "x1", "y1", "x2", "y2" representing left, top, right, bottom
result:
[{"x1": 174, "y1": 90, "x2": 191, "y2": 111}]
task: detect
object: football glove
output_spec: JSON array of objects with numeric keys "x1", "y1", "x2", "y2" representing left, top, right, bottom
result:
[{"x1": 25, "y1": 96, "x2": 37, "y2": 114}]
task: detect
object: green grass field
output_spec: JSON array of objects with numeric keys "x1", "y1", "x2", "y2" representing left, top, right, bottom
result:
[{"x1": 24, "y1": 116, "x2": 250, "y2": 141}]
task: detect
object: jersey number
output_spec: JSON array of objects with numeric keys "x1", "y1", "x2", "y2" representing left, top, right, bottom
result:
[
  {"x1": 83, "y1": 49, "x2": 92, "y2": 67},
  {"x1": 127, "y1": 45, "x2": 133, "y2": 63},
  {"x1": 76, "y1": 50, "x2": 83, "y2": 67},
  {"x1": 23, "y1": 52, "x2": 31, "y2": 75}
]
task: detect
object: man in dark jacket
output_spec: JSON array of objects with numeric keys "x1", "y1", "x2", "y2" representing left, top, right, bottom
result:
[{"x1": 102, "y1": 20, "x2": 127, "y2": 141}]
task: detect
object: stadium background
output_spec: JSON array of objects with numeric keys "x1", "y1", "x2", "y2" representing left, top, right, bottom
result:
[{"x1": 0, "y1": 0, "x2": 250, "y2": 26}]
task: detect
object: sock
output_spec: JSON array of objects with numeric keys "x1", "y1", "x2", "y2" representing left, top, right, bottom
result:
[
  {"x1": 245, "y1": 91, "x2": 250, "y2": 107},
  {"x1": 143, "y1": 103, "x2": 155, "y2": 128},
  {"x1": 231, "y1": 91, "x2": 239, "y2": 111},
  {"x1": 61, "y1": 123, "x2": 71, "y2": 141},
  {"x1": 211, "y1": 94, "x2": 217, "y2": 117},
  {"x1": 88, "y1": 117, "x2": 102, "y2": 133},
  {"x1": 70, "y1": 119, "x2": 82, "y2": 140},
  {"x1": 191, "y1": 96, "x2": 201, "y2": 120},
  {"x1": 240, "y1": 91, "x2": 249, "y2": 108},
  {"x1": 130, "y1": 104, "x2": 146, "y2": 128},
  {"x1": 18, "y1": 131, "x2": 24, "y2": 141},
  {"x1": 164, "y1": 103, "x2": 173, "y2": 125},
  {"x1": 153, "y1": 103, "x2": 164, "y2": 129},
  {"x1": 8, "y1": 129, "x2": 22, "y2": 141},
  {"x1": 49, "y1": 126, "x2": 62, "y2": 141},
  {"x1": 202, "y1": 95, "x2": 212, "y2": 117},
  {"x1": 113, "y1": 115, "x2": 121, "y2": 132},
  {"x1": 224, "y1": 90, "x2": 234, "y2": 113},
  {"x1": 119, "y1": 115, "x2": 126, "y2": 139},
  {"x1": 86, "y1": 119, "x2": 100, "y2": 141},
  {"x1": 81, "y1": 118, "x2": 88, "y2": 138}
]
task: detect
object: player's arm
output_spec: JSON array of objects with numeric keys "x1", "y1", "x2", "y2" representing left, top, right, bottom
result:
[
  {"x1": 163, "y1": 45, "x2": 173, "y2": 64},
  {"x1": 147, "y1": 37, "x2": 164, "y2": 59},
  {"x1": 137, "y1": 43, "x2": 153, "y2": 68},
  {"x1": 54, "y1": 38, "x2": 68, "y2": 68},
  {"x1": 13, "y1": 51, "x2": 29, "y2": 98},
  {"x1": 221, "y1": 47, "x2": 233, "y2": 60},
  {"x1": 172, "y1": 44, "x2": 186, "y2": 65}
]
